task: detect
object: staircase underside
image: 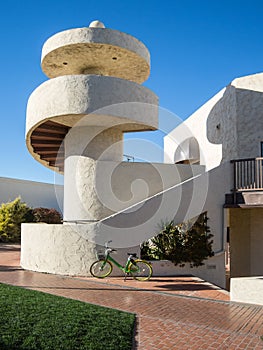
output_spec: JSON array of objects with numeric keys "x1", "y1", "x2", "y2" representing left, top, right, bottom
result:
[{"x1": 30, "y1": 120, "x2": 69, "y2": 172}]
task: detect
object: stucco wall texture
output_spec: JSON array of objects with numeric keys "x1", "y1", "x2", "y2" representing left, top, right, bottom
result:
[
  {"x1": 41, "y1": 26, "x2": 150, "y2": 82},
  {"x1": 164, "y1": 72, "x2": 263, "y2": 168},
  {"x1": 163, "y1": 72, "x2": 263, "y2": 289},
  {"x1": 22, "y1": 23, "x2": 162, "y2": 279}
]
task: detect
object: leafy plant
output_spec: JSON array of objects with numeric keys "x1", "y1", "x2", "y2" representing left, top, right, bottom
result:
[
  {"x1": 33, "y1": 207, "x2": 62, "y2": 224},
  {"x1": 141, "y1": 212, "x2": 214, "y2": 267},
  {"x1": 0, "y1": 197, "x2": 34, "y2": 243},
  {"x1": 0, "y1": 198, "x2": 62, "y2": 243}
]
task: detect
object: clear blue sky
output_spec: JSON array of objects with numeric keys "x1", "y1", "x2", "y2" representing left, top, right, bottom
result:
[{"x1": 1, "y1": 0, "x2": 263, "y2": 183}]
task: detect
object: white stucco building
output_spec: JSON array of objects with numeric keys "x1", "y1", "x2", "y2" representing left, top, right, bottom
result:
[
  {"x1": 18, "y1": 22, "x2": 263, "y2": 304},
  {"x1": 164, "y1": 72, "x2": 263, "y2": 303}
]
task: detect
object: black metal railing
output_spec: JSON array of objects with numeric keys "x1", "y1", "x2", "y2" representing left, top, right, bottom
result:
[{"x1": 231, "y1": 157, "x2": 263, "y2": 191}]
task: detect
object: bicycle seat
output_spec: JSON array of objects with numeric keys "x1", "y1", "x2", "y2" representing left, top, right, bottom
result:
[{"x1": 127, "y1": 253, "x2": 137, "y2": 257}]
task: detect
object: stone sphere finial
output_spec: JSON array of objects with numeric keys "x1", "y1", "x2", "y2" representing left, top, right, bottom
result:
[{"x1": 89, "y1": 20, "x2": 105, "y2": 28}]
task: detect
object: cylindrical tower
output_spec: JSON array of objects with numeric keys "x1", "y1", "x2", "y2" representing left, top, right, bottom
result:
[
  {"x1": 22, "y1": 21, "x2": 159, "y2": 276},
  {"x1": 26, "y1": 20, "x2": 158, "y2": 222}
]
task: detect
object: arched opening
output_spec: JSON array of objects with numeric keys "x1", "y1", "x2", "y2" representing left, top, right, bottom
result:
[{"x1": 174, "y1": 137, "x2": 200, "y2": 164}]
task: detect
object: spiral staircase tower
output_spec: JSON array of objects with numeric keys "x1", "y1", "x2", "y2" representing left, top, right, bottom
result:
[{"x1": 21, "y1": 21, "x2": 159, "y2": 275}]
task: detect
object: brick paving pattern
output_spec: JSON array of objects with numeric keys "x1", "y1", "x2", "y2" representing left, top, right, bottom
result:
[
  {"x1": 0, "y1": 244, "x2": 262, "y2": 349},
  {"x1": 85, "y1": 275, "x2": 230, "y2": 302}
]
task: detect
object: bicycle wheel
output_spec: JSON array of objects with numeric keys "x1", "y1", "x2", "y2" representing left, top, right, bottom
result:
[
  {"x1": 90, "y1": 260, "x2": 113, "y2": 278},
  {"x1": 129, "y1": 260, "x2": 152, "y2": 281}
]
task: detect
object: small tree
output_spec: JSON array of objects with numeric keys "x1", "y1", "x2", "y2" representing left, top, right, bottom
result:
[
  {"x1": 141, "y1": 213, "x2": 214, "y2": 267},
  {"x1": 0, "y1": 197, "x2": 34, "y2": 243}
]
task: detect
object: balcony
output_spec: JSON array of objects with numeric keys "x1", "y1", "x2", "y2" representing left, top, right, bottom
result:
[{"x1": 225, "y1": 157, "x2": 263, "y2": 207}]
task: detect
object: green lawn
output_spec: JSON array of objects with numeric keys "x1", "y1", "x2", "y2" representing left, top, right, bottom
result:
[{"x1": 0, "y1": 283, "x2": 135, "y2": 350}]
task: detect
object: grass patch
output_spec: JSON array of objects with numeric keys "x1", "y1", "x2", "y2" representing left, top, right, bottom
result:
[{"x1": 0, "y1": 283, "x2": 135, "y2": 350}]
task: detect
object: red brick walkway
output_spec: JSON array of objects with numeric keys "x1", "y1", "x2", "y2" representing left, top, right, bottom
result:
[{"x1": 0, "y1": 244, "x2": 263, "y2": 349}]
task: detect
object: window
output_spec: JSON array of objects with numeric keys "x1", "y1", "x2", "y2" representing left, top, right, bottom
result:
[{"x1": 261, "y1": 142, "x2": 263, "y2": 157}]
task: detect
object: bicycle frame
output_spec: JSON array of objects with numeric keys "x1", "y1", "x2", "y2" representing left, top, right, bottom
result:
[{"x1": 104, "y1": 252, "x2": 134, "y2": 274}]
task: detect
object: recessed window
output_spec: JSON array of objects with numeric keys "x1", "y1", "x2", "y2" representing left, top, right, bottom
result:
[
  {"x1": 261, "y1": 142, "x2": 263, "y2": 157},
  {"x1": 174, "y1": 137, "x2": 200, "y2": 165}
]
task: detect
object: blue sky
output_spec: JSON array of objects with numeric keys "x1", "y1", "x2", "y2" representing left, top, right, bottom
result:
[{"x1": 1, "y1": 0, "x2": 263, "y2": 183}]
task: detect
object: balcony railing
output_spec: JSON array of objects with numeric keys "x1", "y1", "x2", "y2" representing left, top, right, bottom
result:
[{"x1": 231, "y1": 157, "x2": 263, "y2": 191}]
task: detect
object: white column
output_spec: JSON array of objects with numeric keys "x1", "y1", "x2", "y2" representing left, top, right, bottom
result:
[{"x1": 63, "y1": 126, "x2": 123, "y2": 221}]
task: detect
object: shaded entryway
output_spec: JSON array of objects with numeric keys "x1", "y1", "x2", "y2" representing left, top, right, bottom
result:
[{"x1": 228, "y1": 207, "x2": 263, "y2": 278}]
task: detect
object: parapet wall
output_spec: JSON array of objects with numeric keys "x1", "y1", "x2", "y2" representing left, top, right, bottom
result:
[{"x1": 0, "y1": 177, "x2": 62, "y2": 212}]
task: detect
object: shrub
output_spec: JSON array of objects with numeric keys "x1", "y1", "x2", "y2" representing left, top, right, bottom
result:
[
  {"x1": 0, "y1": 198, "x2": 62, "y2": 243},
  {"x1": 0, "y1": 197, "x2": 34, "y2": 243},
  {"x1": 33, "y1": 207, "x2": 62, "y2": 224},
  {"x1": 141, "y1": 212, "x2": 214, "y2": 267}
]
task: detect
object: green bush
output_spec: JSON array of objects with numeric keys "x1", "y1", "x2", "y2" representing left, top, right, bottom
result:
[
  {"x1": 0, "y1": 198, "x2": 63, "y2": 243},
  {"x1": 33, "y1": 207, "x2": 62, "y2": 224},
  {"x1": 141, "y1": 212, "x2": 214, "y2": 267},
  {"x1": 0, "y1": 197, "x2": 34, "y2": 243}
]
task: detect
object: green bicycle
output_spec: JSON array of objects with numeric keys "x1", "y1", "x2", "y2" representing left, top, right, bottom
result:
[{"x1": 90, "y1": 241, "x2": 152, "y2": 281}]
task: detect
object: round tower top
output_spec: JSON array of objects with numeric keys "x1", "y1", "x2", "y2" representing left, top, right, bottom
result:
[
  {"x1": 41, "y1": 25, "x2": 150, "y2": 83},
  {"x1": 89, "y1": 20, "x2": 105, "y2": 28}
]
